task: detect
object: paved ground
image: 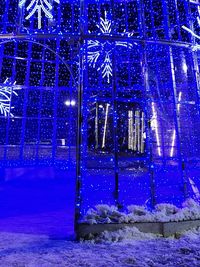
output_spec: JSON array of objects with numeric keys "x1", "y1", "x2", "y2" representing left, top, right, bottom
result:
[{"x1": 0, "y1": 168, "x2": 76, "y2": 239}]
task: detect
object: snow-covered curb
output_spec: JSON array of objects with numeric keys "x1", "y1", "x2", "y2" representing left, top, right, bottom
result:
[{"x1": 82, "y1": 198, "x2": 200, "y2": 225}]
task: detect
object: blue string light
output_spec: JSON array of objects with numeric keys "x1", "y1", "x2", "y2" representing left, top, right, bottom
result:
[
  {"x1": 19, "y1": 0, "x2": 60, "y2": 29},
  {"x1": 0, "y1": 79, "x2": 21, "y2": 117}
]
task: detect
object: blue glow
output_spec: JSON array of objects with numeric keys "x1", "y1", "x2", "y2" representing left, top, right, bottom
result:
[{"x1": 0, "y1": 0, "x2": 199, "y2": 229}]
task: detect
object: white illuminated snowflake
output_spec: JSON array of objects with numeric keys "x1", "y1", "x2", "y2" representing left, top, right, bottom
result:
[
  {"x1": 87, "y1": 12, "x2": 134, "y2": 83},
  {"x1": 19, "y1": 0, "x2": 60, "y2": 29},
  {"x1": 182, "y1": 5, "x2": 200, "y2": 49},
  {"x1": 0, "y1": 79, "x2": 21, "y2": 117}
]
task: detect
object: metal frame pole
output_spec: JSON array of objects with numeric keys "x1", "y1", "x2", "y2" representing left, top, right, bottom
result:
[{"x1": 74, "y1": 0, "x2": 85, "y2": 234}]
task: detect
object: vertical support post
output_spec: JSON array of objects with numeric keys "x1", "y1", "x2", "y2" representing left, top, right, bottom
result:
[
  {"x1": 75, "y1": 0, "x2": 85, "y2": 233},
  {"x1": 52, "y1": 38, "x2": 60, "y2": 165},
  {"x1": 75, "y1": 45, "x2": 84, "y2": 232},
  {"x1": 110, "y1": 0, "x2": 119, "y2": 208},
  {"x1": 143, "y1": 45, "x2": 156, "y2": 208},
  {"x1": 163, "y1": 0, "x2": 188, "y2": 200},
  {"x1": 139, "y1": 0, "x2": 156, "y2": 208}
]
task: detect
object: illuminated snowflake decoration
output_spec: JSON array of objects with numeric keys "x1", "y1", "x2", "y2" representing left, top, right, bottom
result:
[
  {"x1": 19, "y1": 0, "x2": 60, "y2": 29},
  {"x1": 87, "y1": 12, "x2": 134, "y2": 83},
  {"x1": 0, "y1": 79, "x2": 21, "y2": 117},
  {"x1": 182, "y1": 4, "x2": 200, "y2": 50}
]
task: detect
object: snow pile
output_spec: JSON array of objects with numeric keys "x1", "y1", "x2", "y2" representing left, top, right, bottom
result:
[
  {"x1": 92, "y1": 226, "x2": 158, "y2": 243},
  {"x1": 85, "y1": 204, "x2": 125, "y2": 224},
  {"x1": 83, "y1": 198, "x2": 200, "y2": 224},
  {"x1": 181, "y1": 226, "x2": 200, "y2": 240}
]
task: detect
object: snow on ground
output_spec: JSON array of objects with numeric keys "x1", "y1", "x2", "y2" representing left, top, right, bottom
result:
[{"x1": 1, "y1": 227, "x2": 200, "y2": 267}]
